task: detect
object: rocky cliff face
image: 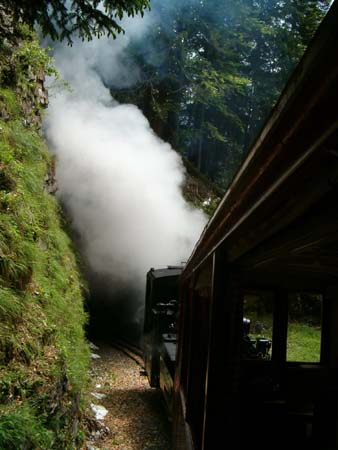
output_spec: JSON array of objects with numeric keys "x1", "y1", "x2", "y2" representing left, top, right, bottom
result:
[
  {"x1": 0, "y1": 7, "x2": 89, "y2": 449},
  {"x1": 0, "y1": 5, "x2": 48, "y2": 126}
]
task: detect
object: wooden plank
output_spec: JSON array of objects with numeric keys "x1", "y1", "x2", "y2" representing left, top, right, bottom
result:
[{"x1": 202, "y1": 252, "x2": 242, "y2": 449}]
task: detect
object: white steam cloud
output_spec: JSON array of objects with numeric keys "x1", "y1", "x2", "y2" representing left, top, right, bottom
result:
[{"x1": 44, "y1": 15, "x2": 207, "y2": 307}]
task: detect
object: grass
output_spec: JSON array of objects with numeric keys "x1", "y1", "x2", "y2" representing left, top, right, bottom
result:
[
  {"x1": 0, "y1": 404, "x2": 53, "y2": 450},
  {"x1": 287, "y1": 321, "x2": 321, "y2": 362},
  {"x1": 244, "y1": 312, "x2": 321, "y2": 363},
  {"x1": 0, "y1": 26, "x2": 90, "y2": 448}
]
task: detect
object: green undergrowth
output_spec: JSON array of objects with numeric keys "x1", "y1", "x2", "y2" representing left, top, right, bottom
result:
[
  {"x1": 0, "y1": 29, "x2": 90, "y2": 448},
  {"x1": 287, "y1": 321, "x2": 321, "y2": 363}
]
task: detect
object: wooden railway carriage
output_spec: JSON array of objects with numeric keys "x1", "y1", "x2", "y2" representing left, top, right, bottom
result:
[{"x1": 173, "y1": 3, "x2": 338, "y2": 450}]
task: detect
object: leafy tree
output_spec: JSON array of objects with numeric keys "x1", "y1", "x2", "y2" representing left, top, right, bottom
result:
[
  {"x1": 240, "y1": 0, "x2": 331, "y2": 151},
  {"x1": 112, "y1": 0, "x2": 330, "y2": 189},
  {"x1": 4, "y1": 0, "x2": 150, "y2": 43}
]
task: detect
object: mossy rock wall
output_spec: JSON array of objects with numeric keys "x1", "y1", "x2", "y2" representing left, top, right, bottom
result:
[{"x1": 0, "y1": 8, "x2": 89, "y2": 450}]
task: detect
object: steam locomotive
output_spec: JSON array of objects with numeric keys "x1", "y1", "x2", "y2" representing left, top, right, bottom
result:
[{"x1": 143, "y1": 266, "x2": 182, "y2": 416}]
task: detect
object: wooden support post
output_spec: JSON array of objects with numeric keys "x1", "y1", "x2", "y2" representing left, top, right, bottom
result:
[
  {"x1": 320, "y1": 287, "x2": 338, "y2": 449},
  {"x1": 202, "y1": 250, "x2": 242, "y2": 450},
  {"x1": 324, "y1": 287, "x2": 338, "y2": 369},
  {"x1": 272, "y1": 289, "x2": 288, "y2": 389}
]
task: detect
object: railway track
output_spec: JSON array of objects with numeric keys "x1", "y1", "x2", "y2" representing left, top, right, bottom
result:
[
  {"x1": 111, "y1": 339, "x2": 145, "y2": 369},
  {"x1": 86, "y1": 341, "x2": 171, "y2": 449}
]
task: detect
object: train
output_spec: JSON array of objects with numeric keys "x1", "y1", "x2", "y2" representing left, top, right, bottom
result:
[
  {"x1": 143, "y1": 3, "x2": 338, "y2": 450},
  {"x1": 143, "y1": 267, "x2": 272, "y2": 415},
  {"x1": 143, "y1": 266, "x2": 182, "y2": 417}
]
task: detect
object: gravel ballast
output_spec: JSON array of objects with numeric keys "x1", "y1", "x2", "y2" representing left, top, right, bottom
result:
[{"x1": 83, "y1": 344, "x2": 172, "y2": 450}]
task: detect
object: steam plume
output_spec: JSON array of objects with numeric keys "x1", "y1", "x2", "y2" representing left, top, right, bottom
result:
[{"x1": 43, "y1": 14, "x2": 207, "y2": 336}]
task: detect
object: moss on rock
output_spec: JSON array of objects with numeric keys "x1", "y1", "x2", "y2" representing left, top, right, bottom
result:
[{"x1": 0, "y1": 9, "x2": 90, "y2": 450}]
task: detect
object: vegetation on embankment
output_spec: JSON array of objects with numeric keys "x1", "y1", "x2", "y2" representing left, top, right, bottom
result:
[{"x1": 0, "y1": 11, "x2": 89, "y2": 450}]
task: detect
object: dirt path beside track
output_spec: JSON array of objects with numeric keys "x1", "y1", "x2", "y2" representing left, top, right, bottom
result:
[{"x1": 83, "y1": 344, "x2": 172, "y2": 450}]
